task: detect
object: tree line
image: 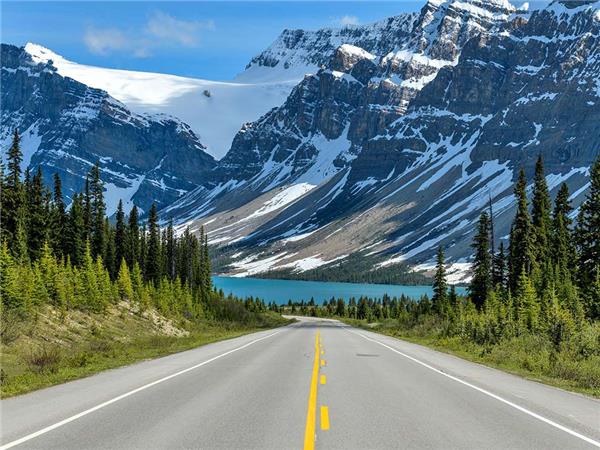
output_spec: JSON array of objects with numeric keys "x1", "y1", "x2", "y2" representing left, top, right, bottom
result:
[
  {"x1": 462, "y1": 154, "x2": 600, "y2": 324},
  {"x1": 0, "y1": 130, "x2": 222, "y2": 319}
]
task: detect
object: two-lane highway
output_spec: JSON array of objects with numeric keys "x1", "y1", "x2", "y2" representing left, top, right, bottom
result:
[{"x1": 1, "y1": 318, "x2": 599, "y2": 449}]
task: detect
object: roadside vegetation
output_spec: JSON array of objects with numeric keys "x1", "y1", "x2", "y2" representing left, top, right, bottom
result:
[
  {"x1": 273, "y1": 155, "x2": 600, "y2": 397},
  {"x1": 0, "y1": 131, "x2": 289, "y2": 397}
]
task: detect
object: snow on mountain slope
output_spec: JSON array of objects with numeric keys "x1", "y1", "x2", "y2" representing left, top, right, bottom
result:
[{"x1": 25, "y1": 43, "x2": 297, "y2": 159}]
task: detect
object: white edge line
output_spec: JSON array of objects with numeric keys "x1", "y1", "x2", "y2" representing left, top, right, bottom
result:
[
  {"x1": 0, "y1": 330, "x2": 283, "y2": 450},
  {"x1": 348, "y1": 329, "x2": 600, "y2": 449}
]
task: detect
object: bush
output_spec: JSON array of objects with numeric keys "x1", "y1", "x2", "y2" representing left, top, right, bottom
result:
[
  {"x1": 25, "y1": 345, "x2": 62, "y2": 373},
  {"x1": 0, "y1": 310, "x2": 24, "y2": 344}
]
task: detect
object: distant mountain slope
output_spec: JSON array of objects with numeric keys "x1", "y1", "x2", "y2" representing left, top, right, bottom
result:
[
  {"x1": 166, "y1": 0, "x2": 599, "y2": 278},
  {"x1": 24, "y1": 44, "x2": 297, "y2": 159},
  {"x1": 236, "y1": 12, "x2": 417, "y2": 82},
  {"x1": 1, "y1": 43, "x2": 216, "y2": 214}
]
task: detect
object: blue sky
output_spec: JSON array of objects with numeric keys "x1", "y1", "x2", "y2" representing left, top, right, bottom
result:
[{"x1": 2, "y1": 1, "x2": 425, "y2": 80}]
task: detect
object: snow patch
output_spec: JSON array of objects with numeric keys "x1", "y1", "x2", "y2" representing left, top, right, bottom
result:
[{"x1": 245, "y1": 183, "x2": 315, "y2": 220}]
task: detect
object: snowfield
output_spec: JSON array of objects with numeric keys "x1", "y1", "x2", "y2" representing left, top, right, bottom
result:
[{"x1": 25, "y1": 43, "x2": 299, "y2": 159}]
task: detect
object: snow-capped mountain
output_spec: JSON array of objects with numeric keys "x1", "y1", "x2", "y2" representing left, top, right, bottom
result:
[
  {"x1": 24, "y1": 44, "x2": 298, "y2": 159},
  {"x1": 1, "y1": 44, "x2": 216, "y2": 214},
  {"x1": 236, "y1": 12, "x2": 417, "y2": 82},
  {"x1": 165, "y1": 0, "x2": 599, "y2": 276}
]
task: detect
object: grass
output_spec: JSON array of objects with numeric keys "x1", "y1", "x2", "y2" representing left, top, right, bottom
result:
[
  {"x1": 0, "y1": 304, "x2": 290, "y2": 398},
  {"x1": 342, "y1": 318, "x2": 600, "y2": 399}
]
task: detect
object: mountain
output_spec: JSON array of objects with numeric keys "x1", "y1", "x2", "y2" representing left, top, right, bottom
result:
[
  {"x1": 236, "y1": 12, "x2": 417, "y2": 82},
  {"x1": 1, "y1": 43, "x2": 216, "y2": 214},
  {"x1": 165, "y1": 0, "x2": 599, "y2": 279},
  {"x1": 24, "y1": 43, "x2": 298, "y2": 159}
]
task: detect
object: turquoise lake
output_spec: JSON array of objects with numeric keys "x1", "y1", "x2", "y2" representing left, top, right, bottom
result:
[{"x1": 212, "y1": 276, "x2": 467, "y2": 304}]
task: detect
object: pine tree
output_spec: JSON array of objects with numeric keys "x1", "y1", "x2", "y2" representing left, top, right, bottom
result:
[
  {"x1": 6, "y1": 130, "x2": 22, "y2": 188},
  {"x1": 551, "y1": 183, "x2": 574, "y2": 276},
  {"x1": 531, "y1": 155, "x2": 552, "y2": 268},
  {"x1": 114, "y1": 200, "x2": 126, "y2": 272},
  {"x1": 126, "y1": 205, "x2": 140, "y2": 269},
  {"x1": 492, "y1": 242, "x2": 507, "y2": 288},
  {"x1": 514, "y1": 271, "x2": 539, "y2": 333},
  {"x1": 83, "y1": 176, "x2": 92, "y2": 240},
  {"x1": 165, "y1": 220, "x2": 176, "y2": 280},
  {"x1": 587, "y1": 266, "x2": 600, "y2": 320},
  {"x1": 2, "y1": 130, "x2": 25, "y2": 247},
  {"x1": 574, "y1": 155, "x2": 600, "y2": 319},
  {"x1": 104, "y1": 219, "x2": 116, "y2": 279},
  {"x1": 89, "y1": 163, "x2": 106, "y2": 260},
  {"x1": 26, "y1": 167, "x2": 50, "y2": 261},
  {"x1": 50, "y1": 173, "x2": 68, "y2": 257},
  {"x1": 66, "y1": 194, "x2": 85, "y2": 266},
  {"x1": 509, "y1": 168, "x2": 534, "y2": 293},
  {"x1": 117, "y1": 259, "x2": 134, "y2": 301},
  {"x1": 145, "y1": 203, "x2": 161, "y2": 284},
  {"x1": 200, "y1": 226, "x2": 212, "y2": 299},
  {"x1": 139, "y1": 224, "x2": 147, "y2": 274},
  {"x1": 469, "y1": 211, "x2": 492, "y2": 309},
  {"x1": 432, "y1": 246, "x2": 448, "y2": 314}
]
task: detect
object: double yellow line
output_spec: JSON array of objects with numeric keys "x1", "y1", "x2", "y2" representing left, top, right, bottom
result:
[{"x1": 304, "y1": 330, "x2": 329, "y2": 450}]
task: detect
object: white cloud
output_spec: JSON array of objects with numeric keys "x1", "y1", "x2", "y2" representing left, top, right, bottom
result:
[
  {"x1": 146, "y1": 11, "x2": 215, "y2": 47},
  {"x1": 84, "y1": 27, "x2": 128, "y2": 55},
  {"x1": 335, "y1": 15, "x2": 360, "y2": 26},
  {"x1": 83, "y1": 11, "x2": 215, "y2": 57}
]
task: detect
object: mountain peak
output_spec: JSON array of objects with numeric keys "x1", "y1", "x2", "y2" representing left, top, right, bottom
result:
[{"x1": 24, "y1": 42, "x2": 65, "y2": 65}]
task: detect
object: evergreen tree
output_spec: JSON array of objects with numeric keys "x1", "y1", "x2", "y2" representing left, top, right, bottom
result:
[
  {"x1": 469, "y1": 211, "x2": 492, "y2": 309},
  {"x1": 531, "y1": 155, "x2": 552, "y2": 268},
  {"x1": 6, "y1": 130, "x2": 22, "y2": 188},
  {"x1": 104, "y1": 219, "x2": 116, "y2": 279},
  {"x1": 2, "y1": 130, "x2": 25, "y2": 247},
  {"x1": 117, "y1": 259, "x2": 134, "y2": 301},
  {"x1": 89, "y1": 163, "x2": 106, "y2": 260},
  {"x1": 66, "y1": 194, "x2": 85, "y2": 266},
  {"x1": 114, "y1": 200, "x2": 127, "y2": 272},
  {"x1": 83, "y1": 176, "x2": 92, "y2": 240},
  {"x1": 493, "y1": 242, "x2": 507, "y2": 289},
  {"x1": 514, "y1": 271, "x2": 539, "y2": 332},
  {"x1": 509, "y1": 168, "x2": 534, "y2": 293},
  {"x1": 551, "y1": 183, "x2": 574, "y2": 275},
  {"x1": 165, "y1": 220, "x2": 176, "y2": 280},
  {"x1": 200, "y1": 227, "x2": 212, "y2": 299},
  {"x1": 575, "y1": 155, "x2": 600, "y2": 318},
  {"x1": 50, "y1": 173, "x2": 68, "y2": 257},
  {"x1": 139, "y1": 224, "x2": 147, "y2": 274},
  {"x1": 26, "y1": 167, "x2": 49, "y2": 261},
  {"x1": 145, "y1": 203, "x2": 161, "y2": 284},
  {"x1": 432, "y1": 246, "x2": 448, "y2": 314},
  {"x1": 126, "y1": 205, "x2": 140, "y2": 269}
]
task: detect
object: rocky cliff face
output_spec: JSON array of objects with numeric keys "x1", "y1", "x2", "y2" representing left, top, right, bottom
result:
[
  {"x1": 166, "y1": 0, "x2": 599, "y2": 277},
  {"x1": 1, "y1": 44, "x2": 216, "y2": 214},
  {"x1": 238, "y1": 13, "x2": 417, "y2": 81}
]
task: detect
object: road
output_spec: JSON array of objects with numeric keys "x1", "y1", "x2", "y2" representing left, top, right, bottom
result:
[{"x1": 1, "y1": 318, "x2": 599, "y2": 449}]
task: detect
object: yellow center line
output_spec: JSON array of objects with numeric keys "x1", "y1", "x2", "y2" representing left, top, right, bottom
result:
[
  {"x1": 321, "y1": 360, "x2": 326, "y2": 366},
  {"x1": 320, "y1": 374, "x2": 326, "y2": 385},
  {"x1": 320, "y1": 406, "x2": 330, "y2": 430},
  {"x1": 303, "y1": 330, "x2": 320, "y2": 450}
]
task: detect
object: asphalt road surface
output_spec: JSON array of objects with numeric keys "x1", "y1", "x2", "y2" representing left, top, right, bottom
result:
[{"x1": 1, "y1": 317, "x2": 599, "y2": 449}]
